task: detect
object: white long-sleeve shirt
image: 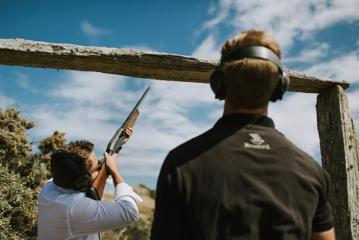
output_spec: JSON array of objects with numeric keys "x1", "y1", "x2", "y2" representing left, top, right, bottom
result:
[{"x1": 37, "y1": 179, "x2": 142, "y2": 240}]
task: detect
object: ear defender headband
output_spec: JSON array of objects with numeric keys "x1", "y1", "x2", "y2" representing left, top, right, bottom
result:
[{"x1": 209, "y1": 46, "x2": 290, "y2": 102}]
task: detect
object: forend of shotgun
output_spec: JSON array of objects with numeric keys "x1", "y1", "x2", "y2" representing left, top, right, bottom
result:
[{"x1": 106, "y1": 87, "x2": 150, "y2": 155}]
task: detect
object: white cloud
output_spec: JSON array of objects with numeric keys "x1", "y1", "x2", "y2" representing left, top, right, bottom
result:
[
  {"x1": 191, "y1": 35, "x2": 221, "y2": 60},
  {"x1": 348, "y1": 89, "x2": 359, "y2": 121},
  {"x1": 303, "y1": 50, "x2": 359, "y2": 133},
  {"x1": 272, "y1": 49, "x2": 359, "y2": 158},
  {"x1": 131, "y1": 80, "x2": 221, "y2": 151},
  {"x1": 201, "y1": 0, "x2": 359, "y2": 52},
  {"x1": 303, "y1": 50, "x2": 359, "y2": 84},
  {"x1": 272, "y1": 71, "x2": 358, "y2": 160},
  {"x1": 30, "y1": 104, "x2": 115, "y2": 142},
  {"x1": 81, "y1": 21, "x2": 112, "y2": 37},
  {"x1": 284, "y1": 43, "x2": 330, "y2": 64},
  {"x1": 270, "y1": 93, "x2": 320, "y2": 157},
  {"x1": 202, "y1": 0, "x2": 232, "y2": 30},
  {"x1": 50, "y1": 71, "x2": 136, "y2": 110},
  {"x1": 29, "y1": 72, "x2": 135, "y2": 155}
]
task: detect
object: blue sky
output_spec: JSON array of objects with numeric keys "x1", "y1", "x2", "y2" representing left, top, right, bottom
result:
[{"x1": 1, "y1": 0, "x2": 359, "y2": 189}]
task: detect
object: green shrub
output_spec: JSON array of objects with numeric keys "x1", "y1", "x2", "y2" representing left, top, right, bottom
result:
[
  {"x1": 0, "y1": 108, "x2": 63, "y2": 239},
  {"x1": 38, "y1": 131, "x2": 66, "y2": 155},
  {"x1": 0, "y1": 108, "x2": 33, "y2": 168},
  {"x1": 0, "y1": 165, "x2": 37, "y2": 239}
]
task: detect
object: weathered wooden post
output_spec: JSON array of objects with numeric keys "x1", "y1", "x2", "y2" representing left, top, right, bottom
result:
[{"x1": 316, "y1": 86, "x2": 359, "y2": 239}]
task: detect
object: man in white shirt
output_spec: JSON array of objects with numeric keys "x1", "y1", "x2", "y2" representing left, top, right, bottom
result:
[{"x1": 37, "y1": 139, "x2": 142, "y2": 240}]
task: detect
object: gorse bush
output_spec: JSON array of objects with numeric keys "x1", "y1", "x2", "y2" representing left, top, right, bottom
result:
[
  {"x1": 0, "y1": 166, "x2": 38, "y2": 239},
  {"x1": 38, "y1": 131, "x2": 66, "y2": 155},
  {"x1": 0, "y1": 108, "x2": 33, "y2": 168},
  {"x1": 0, "y1": 108, "x2": 65, "y2": 239}
]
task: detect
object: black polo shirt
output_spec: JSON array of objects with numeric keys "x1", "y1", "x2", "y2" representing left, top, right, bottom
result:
[{"x1": 151, "y1": 113, "x2": 333, "y2": 240}]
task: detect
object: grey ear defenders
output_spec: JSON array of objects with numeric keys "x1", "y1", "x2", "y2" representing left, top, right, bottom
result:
[
  {"x1": 72, "y1": 172, "x2": 92, "y2": 192},
  {"x1": 209, "y1": 46, "x2": 290, "y2": 101}
]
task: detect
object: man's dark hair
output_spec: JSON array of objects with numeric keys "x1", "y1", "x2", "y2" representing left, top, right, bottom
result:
[
  {"x1": 51, "y1": 140, "x2": 94, "y2": 190},
  {"x1": 65, "y1": 140, "x2": 94, "y2": 170}
]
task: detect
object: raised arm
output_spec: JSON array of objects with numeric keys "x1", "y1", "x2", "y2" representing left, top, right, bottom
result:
[
  {"x1": 312, "y1": 228, "x2": 335, "y2": 240},
  {"x1": 90, "y1": 127, "x2": 132, "y2": 199},
  {"x1": 70, "y1": 151, "x2": 142, "y2": 236}
]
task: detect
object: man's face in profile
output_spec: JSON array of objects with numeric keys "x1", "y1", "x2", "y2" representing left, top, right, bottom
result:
[{"x1": 88, "y1": 151, "x2": 101, "y2": 180}]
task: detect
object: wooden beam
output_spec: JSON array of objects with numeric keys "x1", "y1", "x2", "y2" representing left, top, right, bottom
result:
[
  {"x1": 0, "y1": 38, "x2": 350, "y2": 93},
  {"x1": 316, "y1": 85, "x2": 359, "y2": 240}
]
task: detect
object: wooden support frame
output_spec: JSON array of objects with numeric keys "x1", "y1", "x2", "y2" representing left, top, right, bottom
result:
[
  {"x1": 0, "y1": 38, "x2": 358, "y2": 238},
  {"x1": 0, "y1": 38, "x2": 349, "y2": 93},
  {"x1": 316, "y1": 86, "x2": 359, "y2": 239}
]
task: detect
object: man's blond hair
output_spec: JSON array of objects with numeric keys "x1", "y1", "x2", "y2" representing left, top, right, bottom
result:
[{"x1": 221, "y1": 30, "x2": 282, "y2": 108}]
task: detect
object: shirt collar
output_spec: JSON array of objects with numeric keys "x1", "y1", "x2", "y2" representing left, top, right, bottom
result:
[
  {"x1": 214, "y1": 113, "x2": 275, "y2": 129},
  {"x1": 50, "y1": 179, "x2": 77, "y2": 193}
]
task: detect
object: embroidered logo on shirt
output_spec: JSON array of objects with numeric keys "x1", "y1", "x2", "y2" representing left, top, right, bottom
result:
[{"x1": 244, "y1": 133, "x2": 271, "y2": 150}]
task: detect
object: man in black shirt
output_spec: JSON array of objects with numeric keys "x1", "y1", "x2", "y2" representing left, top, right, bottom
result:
[{"x1": 151, "y1": 30, "x2": 335, "y2": 240}]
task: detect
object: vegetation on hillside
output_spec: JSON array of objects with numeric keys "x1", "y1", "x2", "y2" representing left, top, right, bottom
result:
[{"x1": 0, "y1": 108, "x2": 59, "y2": 239}]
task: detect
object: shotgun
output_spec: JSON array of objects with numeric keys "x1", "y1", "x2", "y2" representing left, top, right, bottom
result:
[
  {"x1": 86, "y1": 87, "x2": 150, "y2": 200},
  {"x1": 106, "y1": 87, "x2": 150, "y2": 154}
]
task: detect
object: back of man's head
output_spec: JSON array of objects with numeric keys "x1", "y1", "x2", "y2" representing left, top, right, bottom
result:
[
  {"x1": 221, "y1": 30, "x2": 282, "y2": 109},
  {"x1": 51, "y1": 140, "x2": 94, "y2": 190}
]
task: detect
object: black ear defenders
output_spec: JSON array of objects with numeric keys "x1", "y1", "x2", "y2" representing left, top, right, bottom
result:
[
  {"x1": 72, "y1": 172, "x2": 92, "y2": 192},
  {"x1": 73, "y1": 168, "x2": 100, "y2": 199},
  {"x1": 51, "y1": 149, "x2": 92, "y2": 192},
  {"x1": 209, "y1": 46, "x2": 290, "y2": 102}
]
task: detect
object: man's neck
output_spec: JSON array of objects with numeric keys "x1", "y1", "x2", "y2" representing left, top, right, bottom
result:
[{"x1": 223, "y1": 101, "x2": 268, "y2": 116}]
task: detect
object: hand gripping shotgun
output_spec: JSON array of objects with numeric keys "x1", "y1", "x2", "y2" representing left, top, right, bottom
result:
[{"x1": 86, "y1": 87, "x2": 150, "y2": 200}]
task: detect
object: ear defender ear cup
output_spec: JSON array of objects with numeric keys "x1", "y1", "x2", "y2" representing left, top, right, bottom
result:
[
  {"x1": 210, "y1": 46, "x2": 290, "y2": 102},
  {"x1": 210, "y1": 66, "x2": 225, "y2": 100},
  {"x1": 269, "y1": 72, "x2": 290, "y2": 102},
  {"x1": 73, "y1": 172, "x2": 92, "y2": 192}
]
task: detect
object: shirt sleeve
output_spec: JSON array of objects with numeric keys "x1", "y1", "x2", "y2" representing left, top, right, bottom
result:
[
  {"x1": 151, "y1": 153, "x2": 189, "y2": 240},
  {"x1": 70, "y1": 182, "x2": 142, "y2": 237},
  {"x1": 312, "y1": 169, "x2": 334, "y2": 232},
  {"x1": 114, "y1": 182, "x2": 143, "y2": 212}
]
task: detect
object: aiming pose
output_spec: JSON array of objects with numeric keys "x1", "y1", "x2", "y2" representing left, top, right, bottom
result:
[{"x1": 38, "y1": 136, "x2": 142, "y2": 239}]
